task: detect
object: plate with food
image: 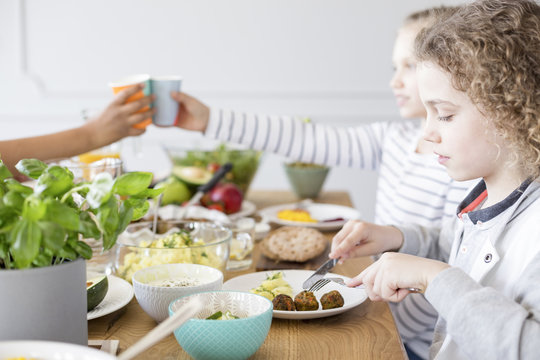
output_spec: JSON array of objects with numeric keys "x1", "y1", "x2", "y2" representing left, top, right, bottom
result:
[
  {"x1": 258, "y1": 202, "x2": 361, "y2": 231},
  {"x1": 222, "y1": 270, "x2": 367, "y2": 319},
  {"x1": 87, "y1": 275, "x2": 134, "y2": 320}
]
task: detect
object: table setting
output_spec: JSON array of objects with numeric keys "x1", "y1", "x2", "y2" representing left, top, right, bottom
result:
[
  {"x1": 83, "y1": 190, "x2": 406, "y2": 359},
  {"x1": 0, "y1": 140, "x2": 406, "y2": 359}
]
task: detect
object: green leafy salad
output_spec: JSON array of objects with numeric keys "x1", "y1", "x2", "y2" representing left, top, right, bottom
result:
[
  {"x1": 170, "y1": 144, "x2": 260, "y2": 193},
  {"x1": 206, "y1": 310, "x2": 240, "y2": 320}
]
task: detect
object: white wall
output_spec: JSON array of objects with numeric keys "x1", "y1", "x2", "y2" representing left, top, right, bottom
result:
[{"x1": 0, "y1": 0, "x2": 464, "y2": 221}]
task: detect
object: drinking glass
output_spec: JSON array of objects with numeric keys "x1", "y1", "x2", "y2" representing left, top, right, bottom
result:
[{"x1": 226, "y1": 218, "x2": 256, "y2": 271}]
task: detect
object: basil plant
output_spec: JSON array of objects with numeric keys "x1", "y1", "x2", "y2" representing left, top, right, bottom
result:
[{"x1": 0, "y1": 159, "x2": 162, "y2": 269}]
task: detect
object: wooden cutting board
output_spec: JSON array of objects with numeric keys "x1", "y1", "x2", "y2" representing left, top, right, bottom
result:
[{"x1": 255, "y1": 242, "x2": 331, "y2": 271}]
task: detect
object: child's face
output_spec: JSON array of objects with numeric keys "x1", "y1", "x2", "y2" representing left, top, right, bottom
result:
[
  {"x1": 417, "y1": 62, "x2": 510, "y2": 184},
  {"x1": 389, "y1": 25, "x2": 426, "y2": 119}
]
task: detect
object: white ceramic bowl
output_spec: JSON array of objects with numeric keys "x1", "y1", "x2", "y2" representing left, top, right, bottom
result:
[
  {"x1": 133, "y1": 263, "x2": 223, "y2": 322},
  {"x1": 0, "y1": 340, "x2": 115, "y2": 360}
]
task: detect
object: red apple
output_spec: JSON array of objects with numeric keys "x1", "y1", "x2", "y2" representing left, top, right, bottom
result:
[{"x1": 203, "y1": 183, "x2": 243, "y2": 214}]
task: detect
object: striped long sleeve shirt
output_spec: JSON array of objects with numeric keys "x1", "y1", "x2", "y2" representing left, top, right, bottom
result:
[{"x1": 205, "y1": 108, "x2": 475, "y2": 359}]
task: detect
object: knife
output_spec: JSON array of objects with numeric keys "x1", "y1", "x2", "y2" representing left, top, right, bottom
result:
[
  {"x1": 183, "y1": 162, "x2": 233, "y2": 208},
  {"x1": 302, "y1": 258, "x2": 339, "y2": 290}
]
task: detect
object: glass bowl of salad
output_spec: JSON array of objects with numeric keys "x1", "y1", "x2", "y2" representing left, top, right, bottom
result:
[
  {"x1": 165, "y1": 143, "x2": 262, "y2": 194},
  {"x1": 114, "y1": 221, "x2": 232, "y2": 283}
]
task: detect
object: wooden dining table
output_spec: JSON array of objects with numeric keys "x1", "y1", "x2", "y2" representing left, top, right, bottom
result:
[{"x1": 88, "y1": 190, "x2": 407, "y2": 359}]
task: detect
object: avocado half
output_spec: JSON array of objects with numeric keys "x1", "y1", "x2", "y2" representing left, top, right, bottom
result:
[
  {"x1": 172, "y1": 166, "x2": 213, "y2": 187},
  {"x1": 87, "y1": 276, "x2": 108, "y2": 311}
]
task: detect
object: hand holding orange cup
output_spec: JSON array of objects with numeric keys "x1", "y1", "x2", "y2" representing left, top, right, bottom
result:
[{"x1": 108, "y1": 74, "x2": 153, "y2": 129}]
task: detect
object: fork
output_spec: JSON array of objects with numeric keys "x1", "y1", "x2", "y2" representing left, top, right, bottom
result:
[
  {"x1": 307, "y1": 278, "x2": 331, "y2": 292},
  {"x1": 328, "y1": 277, "x2": 423, "y2": 293},
  {"x1": 308, "y1": 277, "x2": 422, "y2": 293}
]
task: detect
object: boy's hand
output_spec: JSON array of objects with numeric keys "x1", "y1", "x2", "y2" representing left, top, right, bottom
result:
[
  {"x1": 170, "y1": 91, "x2": 210, "y2": 132},
  {"x1": 329, "y1": 220, "x2": 404, "y2": 262},
  {"x1": 348, "y1": 253, "x2": 450, "y2": 302}
]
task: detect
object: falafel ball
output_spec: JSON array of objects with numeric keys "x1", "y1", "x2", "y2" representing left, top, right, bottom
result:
[
  {"x1": 272, "y1": 294, "x2": 296, "y2": 311},
  {"x1": 294, "y1": 290, "x2": 319, "y2": 311},
  {"x1": 320, "y1": 290, "x2": 345, "y2": 310}
]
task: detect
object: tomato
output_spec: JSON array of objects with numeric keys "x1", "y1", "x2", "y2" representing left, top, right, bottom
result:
[
  {"x1": 206, "y1": 203, "x2": 225, "y2": 212},
  {"x1": 206, "y1": 163, "x2": 221, "y2": 173}
]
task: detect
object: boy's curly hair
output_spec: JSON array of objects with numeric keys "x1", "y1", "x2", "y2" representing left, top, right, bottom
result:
[
  {"x1": 415, "y1": 0, "x2": 540, "y2": 178},
  {"x1": 403, "y1": 6, "x2": 459, "y2": 28}
]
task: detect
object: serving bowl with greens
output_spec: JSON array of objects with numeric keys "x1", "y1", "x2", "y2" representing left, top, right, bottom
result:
[
  {"x1": 114, "y1": 221, "x2": 231, "y2": 283},
  {"x1": 169, "y1": 290, "x2": 273, "y2": 360},
  {"x1": 165, "y1": 144, "x2": 261, "y2": 194}
]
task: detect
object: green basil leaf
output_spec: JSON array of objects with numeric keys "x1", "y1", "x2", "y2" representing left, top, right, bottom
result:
[
  {"x1": 38, "y1": 221, "x2": 66, "y2": 252},
  {"x1": 32, "y1": 252, "x2": 52, "y2": 267},
  {"x1": 5, "y1": 179, "x2": 33, "y2": 195},
  {"x1": 135, "y1": 187, "x2": 165, "y2": 199},
  {"x1": 102, "y1": 232, "x2": 116, "y2": 252},
  {"x1": 15, "y1": 159, "x2": 47, "y2": 179},
  {"x1": 0, "y1": 161, "x2": 13, "y2": 181},
  {"x1": 71, "y1": 240, "x2": 93, "y2": 260},
  {"x1": 35, "y1": 165, "x2": 74, "y2": 197},
  {"x1": 97, "y1": 196, "x2": 119, "y2": 236},
  {"x1": 44, "y1": 199, "x2": 80, "y2": 231},
  {"x1": 0, "y1": 239, "x2": 9, "y2": 262},
  {"x1": 113, "y1": 172, "x2": 153, "y2": 196},
  {"x1": 0, "y1": 200, "x2": 18, "y2": 227},
  {"x1": 86, "y1": 172, "x2": 114, "y2": 208},
  {"x1": 78, "y1": 212, "x2": 101, "y2": 239},
  {"x1": 57, "y1": 243, "x2": 78, "y2": 261},
  {"x1": 11, "y1": 220, "x2": 42, "y2": 269},
  {"x1": 22, "y1": 194, "x2": 46, "y2": 221},
  {"x1": 125, "y1": 198, "x2": 150, "y2": 221},
  {"x1": 108, "y1": 202, "x2": 133, "y2": 250},
  {"x1": 3, "y1": 191, "x2": 24, "y2": 211}
]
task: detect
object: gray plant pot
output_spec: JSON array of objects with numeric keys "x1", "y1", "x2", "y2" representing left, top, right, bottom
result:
[{"x1": 0, "y1": 258, "x2": 88, "y2": 345}]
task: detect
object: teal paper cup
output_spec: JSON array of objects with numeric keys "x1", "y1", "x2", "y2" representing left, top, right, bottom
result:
[{"x1": 150, "y1": 76, "x2": 182, "y2": 127}]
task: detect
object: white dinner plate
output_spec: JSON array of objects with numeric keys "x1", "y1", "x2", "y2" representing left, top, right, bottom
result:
[
  {"x1": 258, "y1": 203, "x2": 361, "y2": 231},
  {"x1": 87, "y1": 275, "x2": 134, "y2": 320},
  {"x1": 0, "y1": 340, "x2": 115, "y2": 360},
  {"x1": 223, "y1": 270, "x2": 367, "y2": 320},
  {"x1": 228, "y1": 200, "x2": 257, "y2": 220}
]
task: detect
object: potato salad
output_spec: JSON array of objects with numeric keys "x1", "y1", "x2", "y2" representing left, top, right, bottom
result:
[
  {"x1": 250, "y1": 271, "x2": 293, "y2": 300},
  {"x1": 117, "y1": 230, "x2": 225, "y2": 282}
]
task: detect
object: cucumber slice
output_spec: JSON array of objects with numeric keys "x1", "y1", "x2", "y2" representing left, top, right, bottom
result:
[{"x1": 87, "y1": 276, "x2": 108, "y2": 311}]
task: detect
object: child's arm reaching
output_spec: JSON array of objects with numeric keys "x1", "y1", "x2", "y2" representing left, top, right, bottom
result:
[
  {"x1": 171, "y1": 91, "x2": 394, "y2": 170},
  {"x1": 0, "y1": 84, "x2": 153, "y2": 174}
]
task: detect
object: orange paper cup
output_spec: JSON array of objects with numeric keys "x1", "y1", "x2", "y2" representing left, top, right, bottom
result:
[{"x1": 108, "y1": 74, "x2": 152, "y2": 129}]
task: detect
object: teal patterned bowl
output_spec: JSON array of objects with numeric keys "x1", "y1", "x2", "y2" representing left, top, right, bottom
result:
[{"x1": 169, "y1": 290, "x2": 273, "y2": 360}]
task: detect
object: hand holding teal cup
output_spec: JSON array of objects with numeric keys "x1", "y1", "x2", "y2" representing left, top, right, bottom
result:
[{"x1": 150, "y1": 76, "x2": 182, "y2": 127}]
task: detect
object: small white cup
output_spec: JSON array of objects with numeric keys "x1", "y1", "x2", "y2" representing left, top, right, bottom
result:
[{"x1": 150, "y1": 76, "x2": 182, "y2": 127}]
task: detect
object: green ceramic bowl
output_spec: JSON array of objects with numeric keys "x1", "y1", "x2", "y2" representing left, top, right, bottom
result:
[
  {"x1": 169, "y1": 290, "x2": 273, "y2": 360},
  {"x1": 284, "y1": 162, "x2": 330, "y2": 199}
]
